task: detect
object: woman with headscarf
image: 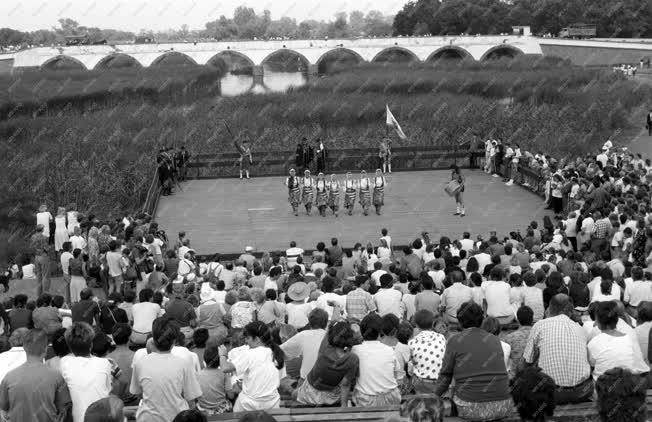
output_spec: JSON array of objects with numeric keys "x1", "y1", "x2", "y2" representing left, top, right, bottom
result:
[
  {"x1": 343, "y1": 172, "x2": 357, "y2": 216},
  {"x1": 314, "y1": 173, "x2": 329, "y2": 217},
  {"x1": 301, "y1": 170, "x2": 315, "y2": 215},
  {"x1": 358, "y1": 171, "x2": 372, "y2": 216},
  {"x1": 372, "y1": 169, "x2": 387, "y2": 216},
  {"x1": 285, "y1": 169, "x2": 301, "y2": 216},
  {"x1": 327, "y1": 174, "x2": 340, "y2": 217}
]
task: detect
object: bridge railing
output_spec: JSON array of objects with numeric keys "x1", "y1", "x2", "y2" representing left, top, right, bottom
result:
[{"x1": 142, "y1": 169, "x2": 162, "y2": 217}]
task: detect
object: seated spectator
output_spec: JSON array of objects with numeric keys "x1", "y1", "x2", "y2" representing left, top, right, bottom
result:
[
  {"x1": 391, "y1": 319, "x2": 413, "y2": 395},
  {"x1": 351, "y1": 313, "x2": 400, "y2": 407},
  {"x1": 402, "y1": 280, "x2": 418, "y2": 321},
  {"x1": 196, "y1": 341, "x2": 233, "y2": 415},
  {"x1": 281, "y1": 308, "x2": 328, "y2": 382},
  {"x1": 399, "y1": 396, "x2": 445, "y2": 422},
  {"x1": 400, "y1": 247, "x2": 422, "y2": 280},
  {"x1": 481, "y1": 316, "x2": 511, "y2": 372},
  {"x1": 0, "y1": 328, "x2": 71, "y2": 422},
  {"x1": 46, "y1": 328, "x2": 71, "y2": 372},
  {"x1": 251, "y1": 288, "x2": 282, "y2": 326},
  {"x1": 568, "y1": 271, "x2": 590, "y2": 311},
  {"x1": 237, "y1": 411, "x2": 278, "y2": 422},
  {"x1": 0, "y1": 328, "x2": 28, "y2": 383},
  {"x1": 635, "y1": 301, "x2": 652, "y2": 364},
  {"x1": 8, "y1": 294, "x2": 32, "y2": 332},
  {"x1": 223, "y1": 321, "x2": 285, "y2": 411},
  {"x1": 84, "y1": 396, "x2": 124, "y2": 422},
  {"x1": 118, "y1": 290, "x2": 135, "y2": 323},
  {"x1": 130, "y1": 316, "x2": 202, "y2": 421},
  {"x1": 198, "y1": 285, "x2": 229, "y2": 339},
  {"x1": 414, "y1": 274, "x2": 440, "y2": 315},
  {"x1": 440, "y1": 270, "x2": 472, "y2": 324},
  {"x1": 32, "y1": 294, "x2": 62, "y2": 336},
  {"x1": 510, "y1": 366, "x2": 556, "y2": 422},
  {"x1": 482, "y1": 267, "x2": 514, "y2": 324},
  {"x1": 587, "y1": 301, "x2": 649, "y2": 381},
  {"x1": 315, "y1": 277, "x2": 347, "y2": 320},
  {"x1": 71, "y1": 289, "x2": 100, "y2": 326},
  {"x1": 61, "y1": 322, "x2": 112, "y2": 422},
  {"x1": 374, "y1": 274, "x2": 403, "y2": 318},
  {"x1": 107, "y1": 323, "x2": 135, "y2": 404},
  {"x1": 346, "y1": 275, "x2": 376, "y2": 323},
  {"x1": 595, "y1": 367, "x2": 647, "y2": 422},
  {"x1": 408, "y1": 310, "x2": 446, "y2": 394},
  {"x1": 190, "y1": 328, "x2": 209, "y2": 369},
  {"x1": 293, "y1": 320, "x2": 359, "y2": 406},
  {"x1": 99, "y1": 293, "x2": 129, "y2": 335},
  {"x1": 165, "y1": 282, "x2": 197, "y2": 340},
  {"x1": 543, "y1": 272, "x2": 569, "y2": 309},
  {"x1": 520, "y1": 272, "x2": 545, "y2": 322},
  {"x1": 434, "y1": 301, "x2": 513, "y2": 420},
  {"x1": 130, "y1": 288, "x2": 163, "y2": 347},
  {"x1": 286, "y1": 282, "x2": 314, "y2": 329},
  {"x1": 503, "y1": 306, "x2": 534, "y2": 377},
  {"x1": 523, "y1": 294, "x2": 593, "y2": 404},
  {"x1": 624, "y1": 267, "x2": 652, "y2": 317}
]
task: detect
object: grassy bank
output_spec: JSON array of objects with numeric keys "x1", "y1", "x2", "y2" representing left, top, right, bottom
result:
[{"x1": 1, "y1": 57, "x2": 649, "y2": 263}]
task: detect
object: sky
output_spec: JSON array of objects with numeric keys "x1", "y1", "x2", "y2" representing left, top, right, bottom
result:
[{"x1": 0, "y1": 0, "x2": 405, "y2": 32}]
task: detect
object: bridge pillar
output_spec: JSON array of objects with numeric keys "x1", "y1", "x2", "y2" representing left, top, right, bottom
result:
[
  {"x1": 252, "y1": 65, "x2": 264, "y2": 86},
  {"x1": 306, "y1": 64, "x2": 319, "y2": 82}
]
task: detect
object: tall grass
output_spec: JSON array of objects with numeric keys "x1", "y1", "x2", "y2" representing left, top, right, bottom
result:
[{"x1": 1, "y1": 57, "x2": 649, "y2": 263}]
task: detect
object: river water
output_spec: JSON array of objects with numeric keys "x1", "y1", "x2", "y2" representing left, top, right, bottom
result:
[{"x1": 220, "y1": 71, "x2": 307, "y2": 96}]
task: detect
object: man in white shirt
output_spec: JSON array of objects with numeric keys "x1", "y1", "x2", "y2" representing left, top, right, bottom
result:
[
  {"x1": 130, "y1": 289, "x2": 164, "y2": 346},
  {"x1": 370, "y1": 261, "x2": 387, "y2": 286},
  {"x1": 280, "y1": 308, "x2": 328, "y2": 380},
  {"x1": 310, "y1": 255, "x2": 328, "y2": 274},
  {"x1": 315, "y1": 278, "x2": 347, "y2": 320},
  {"x1": 285, "y1": 241, "x2": 304, "y2": 269},
  {"x1": 482, "y1": 268, "x2": 514, "y2": 324},
  {"x1": 460, "y1": 232, "x2": 474, "y2": 253},
  {"x1": 380, "y1": 228, "x2": 392, "y2": 251},
  {"x1": 177, "y1": 239, "x2": 191, "y2": 260},
  {"x1": 596, "y1": 149, "x2": 609, "y2": 168},
  {"x1": 624, "y1": 267, "x2": 652, "y2": 309},
  {"x1": 0, "y1": 329, "x2": 27, "y2": 383},
  {"x1": 374, "y1": 274, "x2": 403, "y2": 318},
  {"x1": 69, "y1": 227, "x2": 87, "y2": 253},
  {"x1": 473, "y1": 243, "x2": 492, "y2": 275}
]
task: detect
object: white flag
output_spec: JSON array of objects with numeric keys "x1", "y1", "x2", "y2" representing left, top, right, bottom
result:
[{"x1": 386, "y1": 104, "x2": 407, "y2": 140}]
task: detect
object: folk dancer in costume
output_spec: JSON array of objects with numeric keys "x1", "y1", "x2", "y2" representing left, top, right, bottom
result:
[
  {"x1": 285, "y1": 169, "x2": 301, "y2": 216},
  {"x1": 379, "y1": 138, "x2": 392, "y2": 174},
  {"x1": 451, "y1": 165, "x2": 466, "y2": 217},
  {"x1": 315, "y1": 173, "x2": 329, "y2": 217},
  {"x1": 327, "y1": 174, "x2": 341, "y2": 217},
  {"x1": 236, "y1": 140, "x2": 253, "y2": 180},
  {"x1": 372, "y1": 169, "x2": 387, "y2": 216},
  {"x1": 301, "y1": 170, "x2": 315, "y2": 215},
  {"x1": 344, "y1": 172, "x2": 357, "y2": 216},
  {"x1": 359, "y1": 170, "x2": 372, "y2": 216}
]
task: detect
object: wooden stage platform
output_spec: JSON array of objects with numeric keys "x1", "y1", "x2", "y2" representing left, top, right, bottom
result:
[{"x1": 155, "y1": 170, "x2": 553, "y2": 255}]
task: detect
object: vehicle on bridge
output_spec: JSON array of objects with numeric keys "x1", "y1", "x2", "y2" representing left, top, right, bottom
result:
[{"x1": 559, "y1": 24, "x2": 596, "y2": 39}]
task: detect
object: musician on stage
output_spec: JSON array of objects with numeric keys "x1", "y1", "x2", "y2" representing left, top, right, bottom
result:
[
  {"x1": 315, "y1": 173, "x2": 329, "y2": 217},
  {"x1": 379, "y1": 138, "x2": 392, "y2": 174},
  {"x1": 237, "y1": 141, "x2": 253, "y2": 180},
  {"x1": 344, "y1": 172, "x2": 357, "y2": 216},
  {"x1": 285, "y1": 169, "x2": 301, "y2": 216},
  {"x1": 372, "y1": 169, "x2": 387, "y2": 216},
  {"x1": 450, "y1": 165, "x2": 466, "y2": 217},
  {"x1": 301, "y1": 170, "x2": 315, "y2": 215},
  {"x1": 328, "y1": 174, "x2": 341, "y2": 217},
  {"x1": 359, "y1": 170, "x2": 372, "y2": 216}
]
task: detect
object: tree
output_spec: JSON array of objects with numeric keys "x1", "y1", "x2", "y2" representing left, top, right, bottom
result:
[
  {"x1": 265, "y1": 17, "x2": 298, "y2": 39},
  {"x1": 364, "y1": 11, "x2": 393, "y2": 36},
  {"x1": 56, "y1": 18, "x2": 81, "y2": 36},
  {"x1": 349, "y1": 10, "x2": 366, "y2": 36},
  {"x1": 328, "y1": 12, "x2": 349, "y2": 38}
]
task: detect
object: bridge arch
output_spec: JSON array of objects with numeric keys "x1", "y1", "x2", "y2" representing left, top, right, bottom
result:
[
  {"x1": 480, "y1": 45, "x2": 524, "y2": 61},
  {"x1": 372, "y1": 46, "x2": 420, "y2": 63},
  {"x1": 316, "y1": 48, "x2": 365, "y2": 73},
  {"x1": 206, "y1": 50, "x2": 255, "y2": 70},
  {"x1": 150, "y1": 51, "x2": 198, "y2": 67},
  {"x1": 41, "y1": 55, "x2": 87, "y2": 70},
  {"x1": 426, "y1": 46, "x2": 473, "y2": 62},
  {"x1": 260, "y1": 49, "x2": 310, "y2": 72},
  {"x1": 93, "y1": 53, "x2": 143, "y2": 70}
]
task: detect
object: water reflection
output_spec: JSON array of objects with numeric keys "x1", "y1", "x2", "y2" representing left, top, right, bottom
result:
[{"x1": 220, "y1": 71, "x2": 307, "y2": 96}]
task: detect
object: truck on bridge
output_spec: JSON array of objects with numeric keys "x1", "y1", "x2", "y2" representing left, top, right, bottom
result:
[{"x1": 559, "y1": 24, "x2": 597, "y2": 39}]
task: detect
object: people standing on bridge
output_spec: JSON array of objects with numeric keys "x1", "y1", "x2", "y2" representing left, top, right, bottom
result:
[
  {"x1": 359, "y1": 171, "x2": 372, "y2": 216},
  {"x1": 301, "y1": 170, "x2": 315, "y2": 215},
  {"x1": 379, "y1": 138, "x2": 392, "y2": 174},
  {"x1": 344, "y1": 173, "x2": 357, "y2": 216},
  {"x1": 315, "y1": 139, "x2": 327, "y2": 174},
  {"x1": 238, "y1": 141, "x2": 253, "y2": 180},
  {"x1": 646, "y1": 108, "x2": 652, "y2": 136},
  {"x1": 285, "y1": 169, "x2": 301, "y2": 217},
  {"x1": 328, "y1": 174, "x2": 341, "y2": 217},
  {"x1": 175, "y1": 146, "x2": 191, "y2": 182},
  {"x1": 315, "y1": 173, "x2": 329, "y2": 218},
  {"x1": 373, "y1": 169, "x2": 387, "y2": 216}
]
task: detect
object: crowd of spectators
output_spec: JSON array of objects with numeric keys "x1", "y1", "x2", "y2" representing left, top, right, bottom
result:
[{"x1": 0, "y1": 137, "x2": 650, "y2": 422}]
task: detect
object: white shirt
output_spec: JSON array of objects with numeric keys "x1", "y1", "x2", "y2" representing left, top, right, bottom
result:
[
  {"x1": 21, "y1": 264, "x2": 36, "y2": 279},
  {"x1": 132, "y1": 346, "x2": 201, "y2": 373},
  {"x1": 285, "y1": 247, "x2": 304, "y2": 269},
  {"x1": 60, "y1": 355, "x2": 112, "y2": 422},
  {"x1": 580, "y1": 217, "x2": 594, "y2": 236},
  {"x1": 624, "y1": 280, "x2": 652, "y2": 306},
  {"x1": 374, "y1": 288, "x2": 403, "y2": 318},
  {"x1": 482, "y1": 280, "x2": 513, "y2": 318},
  {"x1": 228, "y1": 345, "x2": 281, "y2": 408},
  {"x1": 178, "y1": 246, "x2": 190, "y2": 260},
  {"x1": 60, "y1": 251, "x2": 73, "y2": 275},
  {"x1": 460, "y1": 238, "x2": 474, "y2": 252},
  {"x1": 474, "y1": 253, "x2": 491, "y2": 275},
  {"x1": 564, "y1": 217, "x2": 578, "y2": 237},
  {"x1": 132, "y1": 302, "x2": 164, "y2": 333},
  {"x1": 352, "y1": 341, "x2": 399, "y2": 395},
  {"x1": 371, "y1": 269, "x2": 388, "y2": 286},
  {"x1": 591, "y1": 283, "x2": 621, "y2": 303},
  {"x1": 596, "y1": 153, "x2": 608, "y2": 168},
  {"x1": 315, "y1": 292, "x2": 347, "y2": 320},
  {"x1": 264, "y1": 278, "x2": 279, "y2": 292},
  {"x1": 280, "y1": 329, "x2": 327, "y2": 379},
  {"x1": 380, "y1": 235, "x2": 392, "y2": 250},
  {"x1": 588, "y1": 332, "x2": 649, "y2": 380},
  {"x1": 427, "y1": 270, "x2": 446, "y2": 290},
  {"x1": 501, "y1": 341, "x2": 512, "y2": 372},
  {"x1": 0, "y1": 347, "x2": 26, "y2": 383},
  {"x1": 36, "y1": 211, "x2": 53, "y2": 235},
  {"x1": 70, "y1": 235, "x2": 87, "y2": 252}
]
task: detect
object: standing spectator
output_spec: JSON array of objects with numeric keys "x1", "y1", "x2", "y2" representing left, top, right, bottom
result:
[
  {"x1": 647, "y1": 108, "x2": 652, "y2": 136},
  {"x1": 374, "y1": 274, "x2": 403, "y2": 318},
  {"x1": 281, "y1": 308, "x2": 328, "y2": 382},
  {"x1": 0, "y1": 329, "x2": 71, "y2": 422},
  {"x1": 60, "y1": 242, "x2": 74, "y2": 303},
  {"x1": 433, "y1": 301, "x2": 512, "y2": 420},
  {"x1": 69, "y1": 248, "x2": 87, "y2": 303},
  {"x1": 36, "y1": 204, "x2": 54, "y2": 240},
  {"x1": 60, "y1": 322, "x2": 112, "y2": 422},
  {"x1": 130, "y1": 316, "x2": 202, "y2": 421},
  {"x1": 70, "y1": 227, "x2": 87, "y2": 254},
  {"x1": 105, "y1": 241, "x2": 124, "y2": 295},
  {"x1": 346, "y1": 276, "x2": 377, "y2": 323},
  {"x1": 408, "y1": 310, "x2": 446, "y2": 394},
  {"x1": 351, "y1": 313, "x2": 400, "y2": 407},
  {"x1": 522, "y1": 294, "x2": 592, "y2": 404},
  {"x1": 31, "y1": 224, "x2": 51, "y2": 295}
]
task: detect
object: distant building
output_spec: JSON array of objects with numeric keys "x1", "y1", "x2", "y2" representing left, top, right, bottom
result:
[
  {"x1": 65, "y1": 35, "x2": 90, "y2": 46},
  {"x1": 134, "y1": 36, "x2": 156, "y2": 44},
  {"x1": 512, "y1": 26, "x2": 531, "y2": 36}
]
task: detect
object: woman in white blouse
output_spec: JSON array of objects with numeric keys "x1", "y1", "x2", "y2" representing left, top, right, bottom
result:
[{"x1": 36, "y1": 204, "x2": 53, "y2": 239}]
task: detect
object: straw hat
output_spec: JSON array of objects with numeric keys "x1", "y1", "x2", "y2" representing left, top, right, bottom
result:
[{"x1": 288, "y1": 282, "x2": 310, "y2": 301}]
